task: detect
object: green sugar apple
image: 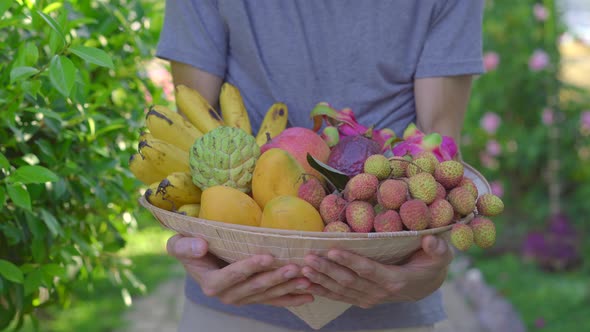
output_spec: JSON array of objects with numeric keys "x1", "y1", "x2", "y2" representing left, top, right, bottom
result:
[{"x1": 190, "y1": 126, "x2": 260, "y2": 193}]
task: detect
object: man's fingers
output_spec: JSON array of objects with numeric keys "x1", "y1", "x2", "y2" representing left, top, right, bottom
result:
[
  {"x1": 325, "y1": 250, "x2": 396, "y2": 286},
  {"x1": 262, "y1": 294, "x2": 315, "y2": 307},
  {"x1": 304, "y1": 284, "x2": 367, "y2": 308},
  {"x1": 420, "y1": 235, "x2": 453, "y2": 267},
  {"x1": 236, "y1": 277, "x2": 311, "y2": 306},
  {"x1": 202, "y1": 254, "x2": 274, "y2": 296},
  {"x1": 218, "y1": 264, "x2": 303, "y2": 304},
  {"x1": 166, "y1": 234, "x2": 208, "y2": 260},
  {"x1": 301, "y1": 264, "x2": 368, "y2": 301}
]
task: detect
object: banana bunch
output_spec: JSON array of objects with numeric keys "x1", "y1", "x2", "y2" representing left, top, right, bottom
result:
[{"x1": 128, "y1": 82, "x2": 290, "y2": 214}]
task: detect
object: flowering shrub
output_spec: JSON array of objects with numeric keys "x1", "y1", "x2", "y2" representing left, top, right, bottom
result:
[{"x1": 462, "y1": 0, "x2": 590, "y2": 237}]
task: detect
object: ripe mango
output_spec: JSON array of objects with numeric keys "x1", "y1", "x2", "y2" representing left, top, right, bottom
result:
[
  {"x1": 252, "y1": 148, "x2": 305, "y2": 209},
  {"x1": 199, "y1": 186, "x2": 262, "y2": 227},
  {"x1": 260, "y1": 196, "x2": 324, "y2": 232}
]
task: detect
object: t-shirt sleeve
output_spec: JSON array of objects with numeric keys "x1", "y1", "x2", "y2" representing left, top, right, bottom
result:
[
  {"x1": 156, "y1": 0, "x2": 227, "y2": 78},
  {"x1": 415, "y1": 0, "x2": 485, "y2": 78}
]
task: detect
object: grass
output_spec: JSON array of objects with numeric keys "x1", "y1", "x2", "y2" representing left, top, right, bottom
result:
[
  {"x1": 473, "y1": 252, "x2": 590, "y2": 332},
  {"x1": 18, "y1": 214, "x2": 184, "y2": 332}
]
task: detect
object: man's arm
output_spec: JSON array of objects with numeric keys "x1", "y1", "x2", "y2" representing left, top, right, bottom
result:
[
  {"x1": 170, "y1": 61, "x2": 224, "y2": 108},
  {"x1": 414, "y1": 75, "x2": 474, "y2": 145}
]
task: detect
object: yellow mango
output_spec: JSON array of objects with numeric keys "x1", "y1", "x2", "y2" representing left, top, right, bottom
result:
[
  {"x1": 252, "y1": 148, "x2": 305, "y2": 209},
  {"x1": 260, "y1": 196, "x2": 324, "y2": 232},
  {"x1": 199, "y1": 186, "x2": 262, "y2": 227}
]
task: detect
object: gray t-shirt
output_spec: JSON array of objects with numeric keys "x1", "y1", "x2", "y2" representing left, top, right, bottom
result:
[{"x1": 156, "y1": 1, "x2": 484, "y2": 330}]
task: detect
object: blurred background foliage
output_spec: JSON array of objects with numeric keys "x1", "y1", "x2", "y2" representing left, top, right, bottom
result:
[{"x1": 0, "y1": 0, "x2": 588, "y2": 331}]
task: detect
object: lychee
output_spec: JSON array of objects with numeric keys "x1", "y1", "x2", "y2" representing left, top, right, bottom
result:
[
  {"x1": 429, "y1": 198, "x2": 454, "y2": 228},
  {"x1": 343, "y1": 173, "x2": 379, "y2": 201},
  {"x1": 390, "y1": 156, "x2": 410, "y2": 177},
  {"x1": 345, "y1": 200, "x2": 375, "y2": 232},
  {"x1": 435, "y1": 182, "x2": 447, "y2": 200},
  {"x1": 297, "y1": 176, "x2": 326, "y2": 209},
  {"x1": 319, "y1": 194, "x2": 347, "y2": 224},
  {"x1": 458, "y1": 177, "x2": 478, "y2": 200},
  {"x1": 447, "y1": 186, "x2": 476, "y2": 216},
  {"x1": 323, "y1": 221, "x2": 351, "y2": 232},
  {"x1": 450, "y1": 223, "x2": 474, "y2": 251},
  {"x1": 373, "y1": 210, "x2": 403, "y2": 232},
  {"x1": 408, "y1": 172, "x2": 437, "y2": 204},
  {"x1": 364, "y1": 154, "x2": 391, "y2": 180},
  {"x1": 406, "y1": 155, "x2": 436, "y2": 177},
  {"x1": 476, "y1": 193, "x2": 504, "y2": 216},
  {"x1": 399, "y1": 199, "x2": 431, "y2": 231},
  {"x1": 416, "y1": 151, "x2": 439, "y2": 169},
  {"x1": 470, "y1": 217, "x2": 496, "y2": 248},
  {"x1": 376, "y1": 179, "x2": 408, "y2": 210},
  {"x1": 434, "y1": 160, "x2": 464, "y2": 189}
]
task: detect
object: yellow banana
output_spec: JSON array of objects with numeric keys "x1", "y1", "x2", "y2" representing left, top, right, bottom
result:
[
  {"x1": 129, "y1": 153, "x2": 167, "y2": 185},
  {"x1": 177, "y1": 203, "x2": 201, "y2": 218},
  {"x1": 219, "y1": 82, "x2": 252, "y2": 134},
  {"x1": 138, "y1": 138, "x2": 190, "y2": 175},
  {"x1": 139, "y1": 130, "x2": 154, "y2": 142},
  {"x1": 175, "y1": 84, "x2": 224, "y2": 133},
  {"x1": 158, "y1": 172, "x2": 202, "y2": 206},
  {"x1": 146, "y1": 105, "x2": 203, "y2": 152},
  {"x1": 145, "y1": 181, "x2": 175, "y2": 211},
  {"x1": 255, "y1": 102, "x2": 289, "y2": 146}
]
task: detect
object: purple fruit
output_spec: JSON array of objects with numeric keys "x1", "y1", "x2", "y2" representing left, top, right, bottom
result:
[{"x1": 327, "y1": 135, "x2": 381, "y2": 176}]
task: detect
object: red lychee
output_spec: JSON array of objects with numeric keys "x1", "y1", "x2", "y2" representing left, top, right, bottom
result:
[
  {"x1": 447, "y1": 186, "x2": 476, "y2": 216},
  {"x1": 323, "y1": 221, "x2": 352, "y2": 232},
  {"x1": 373, "y1": 210, "x2": 403, "y2": 232},
  {"x1": 345, "y1": 200, "x2": 375, "y2": 232},
  {"x1": 343, "y1": 173, "x2": 379, "y2": 201},
  {"x1": 399, "y1": 199, "x2": 431, "y2": 231},
  {"x1": 319, "y1": 194, "x2": 347, "y2": 224},
  {"x1": 429, "y1": 198, "x2": 454, "y2": 228},
  {"x1": 376, "y1": 179, "x2": 408, "y2": 210},
  {"x1": 297, "y1": 176, "x2": 326, "y2": 209},
  {"x1": 434, "y1": 160, "x2": 464, "y2": 189}
]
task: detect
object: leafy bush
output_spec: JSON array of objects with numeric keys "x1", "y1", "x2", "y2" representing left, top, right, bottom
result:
[
  {"x1": 462, "y1": 0, "x2": 590, "y2": 234},
  {"x1": 0, "y1": 1, "x2": 164, "y2": 329}
]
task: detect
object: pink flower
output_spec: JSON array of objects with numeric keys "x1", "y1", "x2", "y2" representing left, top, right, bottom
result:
[
  {"x1": 480, "y1": 152, "x2": 498, "y2": 170},
  {"x1": 483, "y1": 52, "x2": 500, "y2": 72},
  {"x1": 529, "y1": 50, "x2": 550, "y2": 71},
  {"x1": 542, "y1": 108, "x2": 554, "y2": 125},
  {"x1": 480, "y1": 112, "x2": 501, "y2": 134},
  {"x1": 490, "y1": 181, "x2": 504, "y2": 198},
  {"x1": 581, "y1": 111, "x2": 590, "y2": 131},
  {"x1": 533, "y1": 4, "x2": 549, "y2": 21},
  {"x1": 486, "y1": 140, "x2": 502, "y2": 157}
]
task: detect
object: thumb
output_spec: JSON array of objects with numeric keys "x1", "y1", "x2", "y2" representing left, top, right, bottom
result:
[
  {"x1": 421, "y1": 235, "x2": 453, "y2": 263},
  {"x1": 167, "y1": 234, "x2": 209, "y2": 260}
]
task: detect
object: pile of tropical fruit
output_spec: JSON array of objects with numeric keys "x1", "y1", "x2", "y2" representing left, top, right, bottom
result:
[{"x1": 129, "y1": 84, "x2": 504, "y2": 251}]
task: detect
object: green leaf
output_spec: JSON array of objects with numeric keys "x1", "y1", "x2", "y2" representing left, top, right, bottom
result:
[
  {"x1": 8, "y1": 165, "x2": 59, "y2": 184},
  {"x1": 24, "y1": 42, "x2": 39, "y2": 65},
  {"x1": 0, "y1": 259, "x2": 24, "y2": 284},
  {"x1": 306, "y1": 153, "x2": 350, "y2": 192},
  {"x1": 42, "y1": 2, "x2": 63, "y2": 14},
  {"x1": 49, "y1": 55, "x2": 76, "y2": 97},
  {"x1": 0, "y1": 186, "x2": 5, "y2": 206},
  {"x1": 70, "y1": 45, "x2": 114, "y2": 69},
  {"x1": 40, "y1": 209, "x2": 63, "y2": 237},
  {"x1": 24, "y1": 269, "x2": 43, "y2": 295},
  {"x1": 7, "y1": 184, "x2": 31, "y2": 210},
  {"x1": 0, "y1": 151, "x2": 9, "y2": 169},
  {"x1": 36, "y1": 10, "x2": 65, "y2": 42},
  {"x1": 10, "y1": 66, "x2": 39, "y2": 83},
  {"x1": 0, "y1": 0, "x2": 12, "y2": 17}
]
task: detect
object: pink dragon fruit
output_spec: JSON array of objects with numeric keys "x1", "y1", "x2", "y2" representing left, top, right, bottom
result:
[
  {"x1": 392, "y1": 123, "x2": 458, "y2": 161},
  {"x1": 309, "y1": 102, "x2": 458, "y2": 161},
  {"x1": 310, "y1": 102, "x2": 398, "y2": 152}
]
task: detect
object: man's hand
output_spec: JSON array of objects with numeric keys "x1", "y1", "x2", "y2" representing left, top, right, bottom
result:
[
  {"x1": 167, "y1": 234, "x2": 314, "y2": 307},
  {"x1": 300, "y1": 235, "x2": 453, "y2": 308}
]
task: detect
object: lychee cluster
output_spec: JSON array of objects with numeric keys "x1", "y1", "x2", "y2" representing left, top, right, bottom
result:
[{"x1": 297, "y1": 150, "x2": 505, "y2": 251}]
